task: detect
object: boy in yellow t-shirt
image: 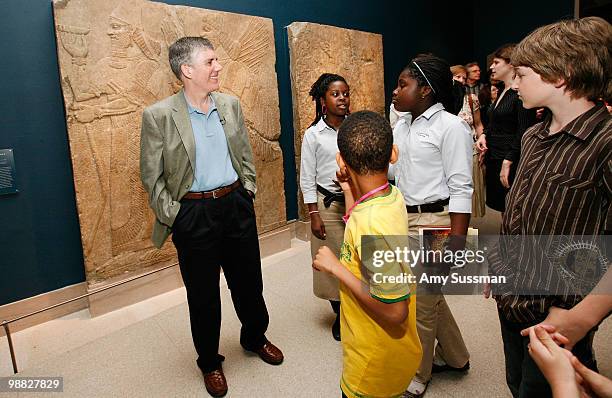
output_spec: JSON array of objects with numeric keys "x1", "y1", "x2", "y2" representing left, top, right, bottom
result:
[{"x1": 313, "y1": 110, "x2": 422, "y2": 398}]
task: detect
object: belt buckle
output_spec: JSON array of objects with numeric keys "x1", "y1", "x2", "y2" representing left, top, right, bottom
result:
[
  {"x1": 417, "y1": 205, "x2": 422, "y2": 213},
  {"x1": 212, "y1": 189, "x2": 219, "y2": 199}
]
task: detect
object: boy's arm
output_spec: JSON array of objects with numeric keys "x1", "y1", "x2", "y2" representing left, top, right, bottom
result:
[
  {"x1": 342, "y1": 186, "x2": 355, "y2": 211},
  {"x1": 313, "y1": 246, "x2": 408, "y2": 326},
  {"x1": 520, "y1": 267, "x2": 612, "y2": 348}
]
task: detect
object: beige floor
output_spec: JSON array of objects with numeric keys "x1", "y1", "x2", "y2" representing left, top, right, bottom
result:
[{"x1": 1, "y1": 210, "x2": 610, "y2": 397}]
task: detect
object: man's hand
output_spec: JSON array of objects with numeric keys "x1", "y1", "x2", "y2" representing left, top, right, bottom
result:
[
  {"x1": 528, "y1": 326, "x2": 581, "y2": 398},
  {"x1": 500, "y1": 159, "x2": 512, "y2": 189},
  {"x1": 313, "y1": 246, "x2": 340, "y2": 275},
  {"x1": 521, "y1": 306, "x2": 588, "y2": 349},
  {"x1": 310, "y1": 213, "x2": 326, "y2": 240}
]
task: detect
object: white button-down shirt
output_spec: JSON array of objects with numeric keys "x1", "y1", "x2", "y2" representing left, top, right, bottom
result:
[
  {"x1": 300, "y1": 118, "x2": 342, "y2": 204},
  {"x1": 389, "y1": 103, "x2": 408, "y2": 129},
  {"x1": 390, "y1": 103, "x2": 473, "y2": 213}
]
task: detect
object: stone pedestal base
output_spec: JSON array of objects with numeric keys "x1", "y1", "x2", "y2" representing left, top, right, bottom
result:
[{"x1": 87, "y1": 223, "x2": 296, "y2": 316}]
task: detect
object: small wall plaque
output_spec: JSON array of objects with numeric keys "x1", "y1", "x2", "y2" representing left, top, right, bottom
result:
[{"x1": 0, "y1": 149, "x2": 18, "y2": 195}]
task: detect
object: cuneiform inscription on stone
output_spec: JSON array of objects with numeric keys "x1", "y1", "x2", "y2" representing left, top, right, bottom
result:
[
  {"x1": 287, "y1": 22, "x2": 385, "y2": 219},
  {"x1": 53, "y1": 0, "x2": 286, "y2": 284}
]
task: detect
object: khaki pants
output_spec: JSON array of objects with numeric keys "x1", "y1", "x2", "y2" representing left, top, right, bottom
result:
[
  {"x1": 407, "y1": 207, "x2": 470, "y2": 383},
  {"x1": 310, "y1": 192, "x2": 345, "y2": 301},
  {"x1": 472, "y1": 153, "x2": 486, "y2": 218}
]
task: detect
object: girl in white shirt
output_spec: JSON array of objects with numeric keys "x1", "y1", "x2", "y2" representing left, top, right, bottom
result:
[
  {"x1": 300, "y1": 73, "x2": 350, "y2": 341},
  {"x1": 391, "y1": 54, "x2": 473, "y2": 398}
]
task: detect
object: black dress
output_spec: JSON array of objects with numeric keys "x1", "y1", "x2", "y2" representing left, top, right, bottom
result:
[{"x1": 484, "y1": 88, "x2": 536, "y2": 212}]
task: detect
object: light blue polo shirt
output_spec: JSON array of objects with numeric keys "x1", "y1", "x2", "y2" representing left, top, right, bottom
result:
[{"x1": 185, "y1": 94, "x2": 239, "y2": 192}]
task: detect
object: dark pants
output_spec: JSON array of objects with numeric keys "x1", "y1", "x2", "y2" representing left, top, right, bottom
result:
[
  {"x1": 484, "y1": 157, "x2": 516, "y2": 212},
  {"x1": 498, "y1": 310, "x2": 598, "y2": 398},
  {"x1": 172, "y1": 185, "x2": 269, "y2": 373}
]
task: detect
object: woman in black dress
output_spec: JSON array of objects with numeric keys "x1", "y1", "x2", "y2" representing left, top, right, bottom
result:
[{"x1": 476, "y1": 44, "x2": 536, "y2": 213}]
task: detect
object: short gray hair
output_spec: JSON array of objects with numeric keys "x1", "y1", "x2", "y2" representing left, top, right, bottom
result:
[{"x1": 168, "y1": 37, "x2": 214, "y2": 80}]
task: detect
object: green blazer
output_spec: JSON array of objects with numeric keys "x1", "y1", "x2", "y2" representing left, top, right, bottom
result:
[{"x1": 140, "y1": 90, "x2": 257, "y2": 248}]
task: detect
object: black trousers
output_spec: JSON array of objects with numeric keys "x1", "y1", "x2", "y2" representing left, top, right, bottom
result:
[
  {"x1": 172, "y1": 185, "x2": 269, "y2": 373},
  {"x1": 498, "y1": 310, "x2": 597, "y2": 398},
  {"x1": 484, "y1": 157, "x2": 516, "y2": 212}
]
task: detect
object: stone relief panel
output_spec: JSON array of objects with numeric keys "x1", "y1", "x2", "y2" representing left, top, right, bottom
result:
[
  {"x1": 53, "y1": 0, "x2": 286, "y2": 285},
  {"x1": 286, "y1": 22, "x2": 385, "y2": 219}
]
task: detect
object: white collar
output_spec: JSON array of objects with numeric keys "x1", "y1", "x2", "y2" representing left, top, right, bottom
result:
[
  {"x1": 415, "y1": 103, "x2": 445, "y2": 122},
  {"x1": 313, "y1": 117, "x2": 336, "y2": 133},
  {"x1": 400, "y1": 112, "x2": 412, "y2": 125}
]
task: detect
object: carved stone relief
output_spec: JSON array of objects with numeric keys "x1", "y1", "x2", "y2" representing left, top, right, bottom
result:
[
  {"x1": 286, "y1": 22, "x2": 385, "y2": 219},
  {"x1": 53, "y1": 0, "x2": 285, "y2": 285}
]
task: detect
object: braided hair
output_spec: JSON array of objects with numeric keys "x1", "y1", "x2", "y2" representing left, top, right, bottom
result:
[
  {"x1": 402, "y1": 54, "x2": 459, "y2": 114},
  {"x1": 308, "y1": 73, "x2": 349, "y2": 127}
]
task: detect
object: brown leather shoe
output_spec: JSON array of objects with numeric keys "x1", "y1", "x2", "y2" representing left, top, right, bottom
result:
[
  {"x1": 202, "y1": 366, "x2": 228, "y2": 397},
  {"x1": 249, "y1": 340, "x2": 284, "y2": 365}
]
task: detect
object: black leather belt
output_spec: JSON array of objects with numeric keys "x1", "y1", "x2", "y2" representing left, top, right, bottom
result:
[
  {"x1": 317, "y1": 184, "x2": 345, "y2": 208},
  {"x1": 406, "y1": 198, "x2": 449, "y2": 213}
]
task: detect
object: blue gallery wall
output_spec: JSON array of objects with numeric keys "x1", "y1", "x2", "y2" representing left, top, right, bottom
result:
[
  {"x1": 472, "y1": 0, "x2": 574, "y2": 76},
  {"x1": 0, "y1": 2, "x2": 86, "y2": 305}
]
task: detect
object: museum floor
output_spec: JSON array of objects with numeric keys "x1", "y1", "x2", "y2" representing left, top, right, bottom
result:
[{"x1": 1, "y1": 209, "x2": 611, "y2": 398}]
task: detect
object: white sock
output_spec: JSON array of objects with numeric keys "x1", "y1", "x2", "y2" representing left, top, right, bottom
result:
[
  {"x1": 407, "y1": 379, "x2": 427, "y2": 395},
  {"x1": 432, "y1": 357, "x2": 446, "y2": 366}
]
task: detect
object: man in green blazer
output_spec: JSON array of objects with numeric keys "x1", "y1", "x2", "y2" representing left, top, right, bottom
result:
[{"x1": 140, "y1": 37, "x2": 283, "y2": 397}]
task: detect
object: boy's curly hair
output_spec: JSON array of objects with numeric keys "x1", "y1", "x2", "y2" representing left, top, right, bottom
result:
[{"x1": 337, "y1": 111, "x2": 393, "y2": 175}]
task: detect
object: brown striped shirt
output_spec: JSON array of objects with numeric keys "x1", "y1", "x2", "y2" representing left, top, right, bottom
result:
[{"x1": 489, "y1": 104, "x2": 611, "y2": 323}]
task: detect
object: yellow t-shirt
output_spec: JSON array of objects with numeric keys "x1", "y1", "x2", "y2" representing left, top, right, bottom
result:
[{"x1": 339, "y1": 185, "x2": 422, "y2": 398}]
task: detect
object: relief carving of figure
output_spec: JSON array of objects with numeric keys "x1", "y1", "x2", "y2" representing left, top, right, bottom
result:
[
  {"x1": 58, "y1": 3, "x2": 175, "y2": 279},
  {"x1": 200, "y1": 16, "x2": 281, "y2": 163}
]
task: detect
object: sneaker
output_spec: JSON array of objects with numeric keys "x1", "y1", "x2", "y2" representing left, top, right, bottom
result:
[{"x1": 403, "y1": 379, "x2": 428, "y2": 398}]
